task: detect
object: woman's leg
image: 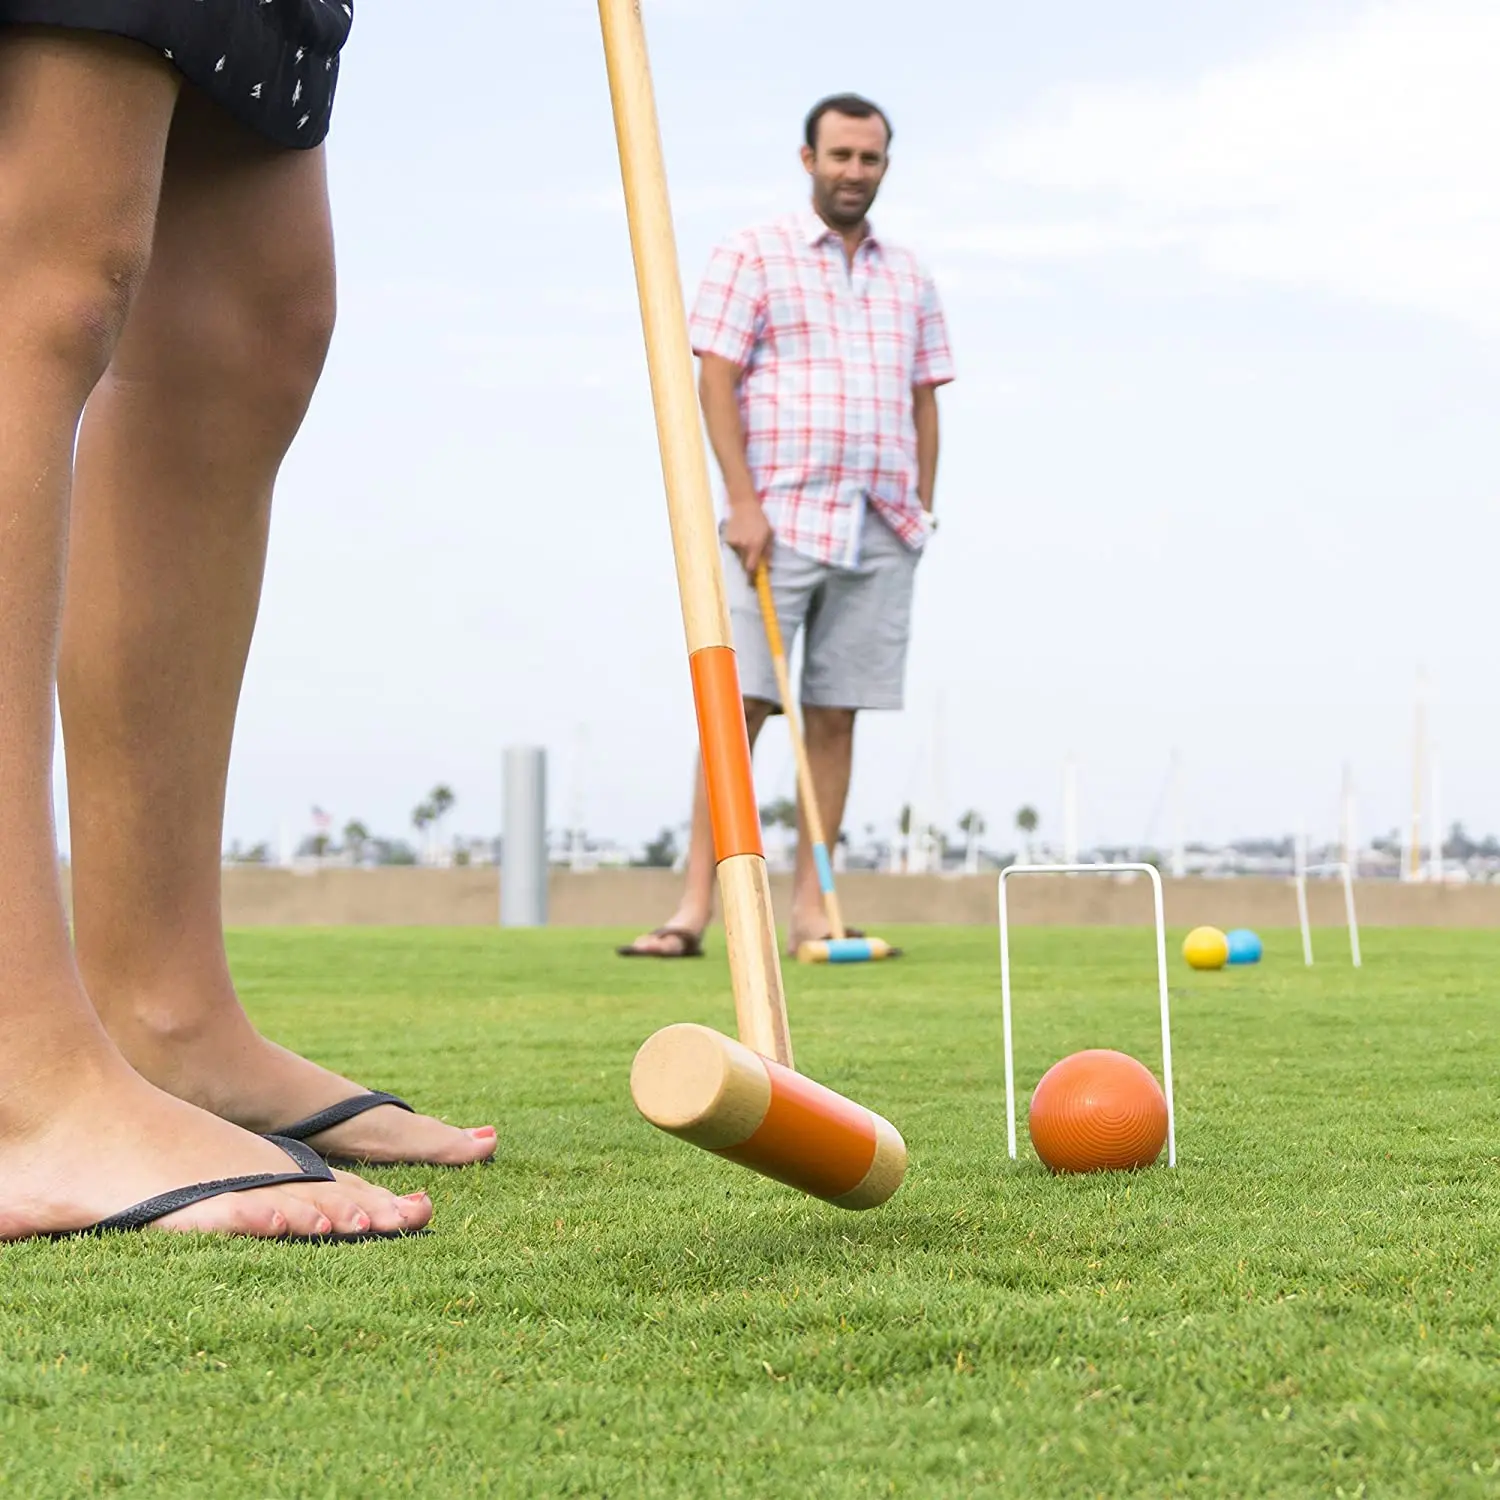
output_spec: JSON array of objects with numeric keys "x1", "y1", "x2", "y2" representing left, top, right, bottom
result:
[
  {"x1": 58, "y1": 87, "x2": 496, "y2": 1167},
  {"x1": 0, "y1": 29, "x2": 431, "y2": 1240}
]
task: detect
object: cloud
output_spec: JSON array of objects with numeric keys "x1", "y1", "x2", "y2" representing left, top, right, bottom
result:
[
  {"x1": 945, "y1": 1, "x2": 1500, "y2": 331},
  {"x1": 925, "y1": 223, "x2": 1185, "y2": 260}
]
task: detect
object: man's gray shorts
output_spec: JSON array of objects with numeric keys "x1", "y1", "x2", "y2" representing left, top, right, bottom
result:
[{"x1": 724, "y1": 506, "x2": 920, "y2": 713}]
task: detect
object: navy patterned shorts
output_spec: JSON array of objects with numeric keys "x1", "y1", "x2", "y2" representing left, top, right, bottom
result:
[{"x1": 0, "y1": 0, "x2": 352, "y2": 149}]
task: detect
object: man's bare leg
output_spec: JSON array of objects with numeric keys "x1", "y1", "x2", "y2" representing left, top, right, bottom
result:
[
  {"x1": 0, "y1": 30, "x2": 429, "y2": 1240},
  {"x1": 58, "y1": 88, "x2": 494, "y2": 1167},
  {"x1": 786, "y1": 706, "x2": 858, "y2": 950},
  {"x1": 623, "y1": 699, "x2": 774, "y2": 954}
]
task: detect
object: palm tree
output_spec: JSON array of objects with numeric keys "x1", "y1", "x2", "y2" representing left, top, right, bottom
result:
[
  {"x1": 428, "y1": 784, "x2": 456, "y2": 864},
  {"x1": 412, "y1": 801, "x2": 434, "y2": 864},
  {"x1": 922, "y1": 822, "x2": 946, "y2": 872},
  {"x1": 759, "y1": 797, "x2": 797, "y2": 870},
  {"x1": 343, "y1": 819, "x2": 370, "y2": 866},
  {"x1": 638, "y1": 827, "x2": 678, "y2": 868},
  {"x1": 896, "y1": 803, "x2": 912, "y2": 872},
  {"x1": 1015, "y1": 805, "x2": 1039, "y2": 863},
  {"x1": 959, "y1": 809, "x2": 986, "y2": 874}
]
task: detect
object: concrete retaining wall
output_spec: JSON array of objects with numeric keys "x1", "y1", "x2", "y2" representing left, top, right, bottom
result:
[{"x1": 53, "y1": 866, "x2": 1500, "y2": 928}]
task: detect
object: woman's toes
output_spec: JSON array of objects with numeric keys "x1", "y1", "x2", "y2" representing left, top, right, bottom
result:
[
  {"x1": 223, "y1": 1197, "x2": 292, "y2": 1238},
  {"x1": 323, "y1": 1171, "x2": 432, "y2": 1234},
  {"x1": 420, "y1": 1120, "x2": 496, "y2": 1166},
  {"x1": 289, "y1": 1172, "x2": 396, "y2": 1234},
  {"x1": 270, "y1": 1191, "x2": 336, "y2": 1238},
  {"x1": 298, "y1": 1187, "x2": 370, "y2": 1236},
  {"x1": 311, "y1": 1108, "x2": 496, "y2": 1167},
  {"x1": 353, "y1": 1193, "x2": 406, "y2": 1235},
  {"x1": 396, "y1": 1190, "x2": 433, "y2": 1231},
  {"x1": 157, "y1": 1188, "x2": 315, "y2": 1239}
]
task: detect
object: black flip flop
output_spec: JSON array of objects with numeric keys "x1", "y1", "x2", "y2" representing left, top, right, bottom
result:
[
  {"x1": 44, "y1": 1135, "x2": 413, "y2": 1242},
  {"x1": 616, "y1": 926, "x2": 705, "y2": 959},
  {"x1": 271, "y1": 1090, "x2": 492, "y2": 1170}
]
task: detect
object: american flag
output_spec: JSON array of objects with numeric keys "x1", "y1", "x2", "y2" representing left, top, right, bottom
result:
[{"x1": 311, "y1": 806, "x2": 332, "y2": 832}]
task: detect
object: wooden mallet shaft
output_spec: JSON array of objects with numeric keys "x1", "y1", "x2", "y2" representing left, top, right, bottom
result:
[
  {"x1": 597, "y1": 0, "x2": 783, "y2": 1064},
  {"x1": 597, "y1": 0, "x2": 906, "y2": 1207}
]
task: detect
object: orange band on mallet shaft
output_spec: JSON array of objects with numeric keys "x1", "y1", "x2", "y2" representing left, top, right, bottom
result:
[{"x1": 689, "y1": 645, "x2": 763, "y2": 862}]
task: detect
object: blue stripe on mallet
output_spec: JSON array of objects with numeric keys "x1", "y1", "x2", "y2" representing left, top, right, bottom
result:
[
  {"x1": 813, "y1": 842, "x2": 837, "y2": 897},
  {"x1": 823, "y1": 937, "x2": 878, "y2": 963}
]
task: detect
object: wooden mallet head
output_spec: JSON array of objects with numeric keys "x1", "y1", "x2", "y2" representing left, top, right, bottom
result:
[{"x1": 630, "y1": 1023, "x2": 906, "y2": 1210}]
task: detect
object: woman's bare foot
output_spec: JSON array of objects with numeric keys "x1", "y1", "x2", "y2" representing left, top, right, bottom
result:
[
  {"x1": 0, "y1": 1055, "x2": 434, "y2": 1242},
  {"x1": 103, "y1": 990, "x2": 497, "y2": 1167}
]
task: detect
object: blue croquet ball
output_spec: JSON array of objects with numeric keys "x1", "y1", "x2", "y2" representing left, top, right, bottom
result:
[{"x1": 1225, "y1": 928, "x2": 1263, "y2": 965}]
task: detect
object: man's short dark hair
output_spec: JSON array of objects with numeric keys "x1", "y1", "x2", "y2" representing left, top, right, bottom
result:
[{"x1": 804, "y1": 93, "x2": 893, "y2": 152}]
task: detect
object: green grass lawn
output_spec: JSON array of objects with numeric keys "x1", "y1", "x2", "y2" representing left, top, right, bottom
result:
[{"x1": 4, "y1": 924, "x2": 1498, "y2": 1498}]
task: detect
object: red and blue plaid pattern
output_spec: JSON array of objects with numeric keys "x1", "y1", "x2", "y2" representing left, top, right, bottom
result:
[{"x1": 689, "y1": 212, "x2": 955, "y2": 568}]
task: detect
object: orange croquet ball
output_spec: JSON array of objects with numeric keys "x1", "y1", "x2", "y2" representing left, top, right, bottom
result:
[{"x1": 1027, "y1": 1049, "x2": 1168, "y2": 1174}]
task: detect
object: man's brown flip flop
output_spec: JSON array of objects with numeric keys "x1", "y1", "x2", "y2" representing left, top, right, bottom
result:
[{"x1": 616, "y1": 926, "x2": 705, "y2": 959}]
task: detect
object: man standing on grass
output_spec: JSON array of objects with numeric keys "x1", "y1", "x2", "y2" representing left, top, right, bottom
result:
[{"x1": 619, "y1": 92, "x2": 955, "y2": 959}]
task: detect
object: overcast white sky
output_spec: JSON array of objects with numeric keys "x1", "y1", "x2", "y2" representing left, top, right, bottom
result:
[{"x1": 56, "y1": 0, "x2": 1500, "y2": 856}]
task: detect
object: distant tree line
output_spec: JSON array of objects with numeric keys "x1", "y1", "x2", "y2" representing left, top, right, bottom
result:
[
  {"x1": 228, "y1": 791, "x2": 1500, "y2": 875},
  {"x1": 223, "y1": 783, "x2": 466, "y2": 866}
]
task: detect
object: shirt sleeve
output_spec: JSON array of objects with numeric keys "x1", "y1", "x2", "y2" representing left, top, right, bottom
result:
[
  {"x1": 912, "y1": 271, "x2": 956, "y2": 388},
  {"x1": 689, "y1": 235, "x2": 764, "y2": 368}
]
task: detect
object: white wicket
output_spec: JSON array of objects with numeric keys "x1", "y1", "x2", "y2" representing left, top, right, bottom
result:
[
  {"x1": 1293, "y1": 860, "x2": 1362, "y2": 968},
  {"x1": 998, "y1": 863, "x2": 1177, "y2": 1168}
]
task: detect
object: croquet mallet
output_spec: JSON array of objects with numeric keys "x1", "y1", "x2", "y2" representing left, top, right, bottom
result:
[
  {"x1": 598, "y1": 0, "x2": 906, "y2": 1210},
  {"x1": 753, "y1": 562, "x2": 901, "y2": 965}
]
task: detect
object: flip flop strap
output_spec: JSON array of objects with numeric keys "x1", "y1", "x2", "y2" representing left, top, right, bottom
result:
[
  {"x1": 81, "y1": 1135, "x2": 335, "y2": 1234},
  {"x1": 274, "y1": 1091, "x2": 415, "y2": 1143}
]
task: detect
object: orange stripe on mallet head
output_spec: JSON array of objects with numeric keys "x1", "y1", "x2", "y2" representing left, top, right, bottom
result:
[
  {"x1": 598, "y1": 0, "x2": 907, "y2": 1210},
  {"x1": 630, "y1": 1023, "x2": 906, "y2": 1209}
]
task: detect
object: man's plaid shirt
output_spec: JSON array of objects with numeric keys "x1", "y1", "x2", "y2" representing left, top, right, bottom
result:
[{"x1": 688, "y1": 210, "x2": 956, "y2": 568}]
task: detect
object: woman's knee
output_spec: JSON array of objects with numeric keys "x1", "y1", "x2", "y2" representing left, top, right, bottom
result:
[
  {"x1": 124, "y1": 246, "x2": 338, "y2": 441},
  {"x1": 0, "y1": 30, "x2": 177, "y2": 395},
  {"x1": 0, "y1": 214, "x2": 157, "y2": 398},
  {"x1": 268, "y1": 252, "x2": 339, "y2": 389},
  {"x1": 213, "y1": 258, "x2": 336, "y2": 430},
  {"x1": 256, "y1": 267, "x2": 338, "y2": 426}
]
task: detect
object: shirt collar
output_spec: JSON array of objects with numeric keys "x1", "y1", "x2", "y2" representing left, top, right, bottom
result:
[{"x1": 801, "y1": 208, "x2": 880, "y2": 254}]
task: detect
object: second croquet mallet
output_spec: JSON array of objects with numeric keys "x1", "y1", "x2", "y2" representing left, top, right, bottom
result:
[
  {"x1": 754, "y1": 562, "x2": 901, "y2": 965},
  {"x1": 598, "y1": 0, "x2": 906, "y2": 1210}
]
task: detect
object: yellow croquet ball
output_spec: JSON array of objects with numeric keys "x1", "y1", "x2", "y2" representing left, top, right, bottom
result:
[{"x1": 1182, "y1": 925, "x2": 1229, "y2": 970}]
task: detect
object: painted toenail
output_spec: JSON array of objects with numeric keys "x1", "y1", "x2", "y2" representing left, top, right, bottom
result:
[
  {"x1": 470, "y1": 1127, "x2": 496, "y2": 1139},
  {"x1": 315, "y1": 1216, "x2": 333, "y2": 1234},
  {"x1": 353, "y1": 1212, "x2": 371, "y2": 1231},
  {"x1": 271, "y1": 1211, "x2": 287, "y2": 1233}
]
